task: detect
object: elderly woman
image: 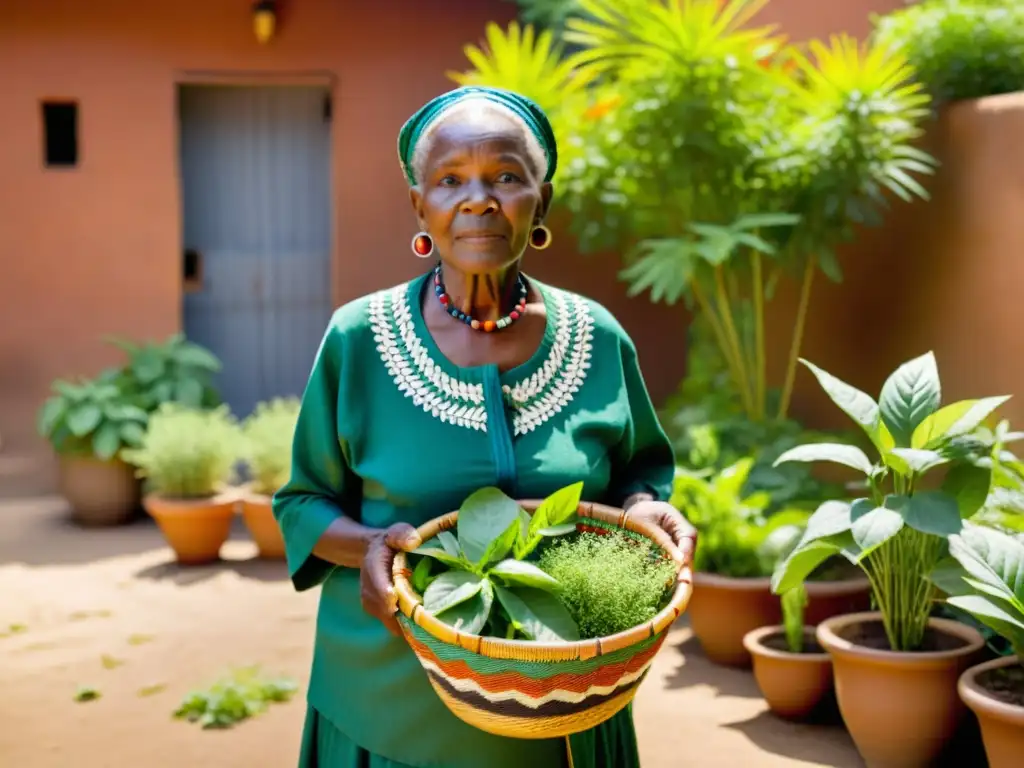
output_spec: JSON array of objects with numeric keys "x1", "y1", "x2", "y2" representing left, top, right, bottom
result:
[{"x1": 273, "y1": 86, "x2": 695, "y2": 768}]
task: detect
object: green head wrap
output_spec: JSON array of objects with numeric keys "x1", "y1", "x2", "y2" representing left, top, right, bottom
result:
[{"x1": 397, "y1": 86, "x2": 557, "y2": 186}]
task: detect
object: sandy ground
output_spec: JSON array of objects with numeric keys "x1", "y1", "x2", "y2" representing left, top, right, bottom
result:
[{"x1": 0, "y1": 496, "x2": 869, "y2": 768}]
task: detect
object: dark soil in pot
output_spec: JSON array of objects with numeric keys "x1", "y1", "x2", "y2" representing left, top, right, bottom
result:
[{"x1": 977, "y1": 664, "x2": 1024, "y2": 708}]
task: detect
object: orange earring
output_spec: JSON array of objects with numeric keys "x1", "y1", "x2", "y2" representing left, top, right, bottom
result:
[
  {"x1": 411, "y1": 232, "x2": 434, "y2": 258},
  {"x1": 530, "y1": 224, "x2": 552, "y2": 250}
]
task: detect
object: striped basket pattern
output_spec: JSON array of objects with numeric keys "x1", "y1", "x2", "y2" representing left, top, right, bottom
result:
[{"x1": 392, "y1": 500, "x2": 693, "y2": 740}]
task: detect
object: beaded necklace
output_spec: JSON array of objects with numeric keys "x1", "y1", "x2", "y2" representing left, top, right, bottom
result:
[{"x1": 432, "y1": 263, "x2": 528, "y2": 333}]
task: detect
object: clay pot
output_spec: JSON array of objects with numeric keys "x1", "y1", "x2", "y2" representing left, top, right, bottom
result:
[
  {"x1": 240, "y1": 493, "x2": 285, "y2": 558},
  {"x1": 688, "y1": 573, "x2": 871, "y2": 667},
  {"x1": 958, "y1": 655, "x2": 1024, "y2": 768},
  {"x1": 744, "y1": 625, "x2": 834, "y2": 720},
  {"x1": 817, "y1": 611, "x2": 985, "y2": 768},
  {"x1": 142, "y1": 492, "x2": 238, "y2": 564},
  {"x1": 58, "y1": 455, "x2": 141, "y2": 526}
]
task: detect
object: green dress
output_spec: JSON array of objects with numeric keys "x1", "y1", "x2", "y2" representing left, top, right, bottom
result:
[{"x1": 274, "y1": 270, "x2": 675, "y2": 768}]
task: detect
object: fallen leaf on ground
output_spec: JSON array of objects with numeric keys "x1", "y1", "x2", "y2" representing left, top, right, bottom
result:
[
  {"x1": 101, "y1": 654, "x2": 125, "y2": 670},
  {"x1": 127, "y1": 634, "x2": 155, "y2": 646},
  {"x1": 138, "y1": 683, "x2": 168, "y2": 697},
  {"x1": 74, "y1": 686, "x2": 101, "y2": 702}
]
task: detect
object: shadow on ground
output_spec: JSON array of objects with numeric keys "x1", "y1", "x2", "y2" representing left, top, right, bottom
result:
[
  {"x1": 723, "y1": 711, "x2": 864, "y2": 768},
  {"x1": 134, "y1": 555, "x2": 290, "y2": 586},
  {"x1": 0, "y1": 496, "x2": 259, "y2": 568},
  {"x1": 663, "y1": 631, "x2": 761, "y2": 698}
]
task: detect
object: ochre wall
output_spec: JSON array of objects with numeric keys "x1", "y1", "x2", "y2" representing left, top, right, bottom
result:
[{"x1": 0, "y1": 0, "x2": 909, "y2": 492}]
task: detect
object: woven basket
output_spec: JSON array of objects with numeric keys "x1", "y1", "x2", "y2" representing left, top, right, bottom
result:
[{"x1": 392, "y1": 499, "x2": 693, "y2": 740}]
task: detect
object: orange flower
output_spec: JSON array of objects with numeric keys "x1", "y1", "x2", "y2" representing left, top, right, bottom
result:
[{"x1": 584, "y1": 94, "x2": 623, "y2": 120}]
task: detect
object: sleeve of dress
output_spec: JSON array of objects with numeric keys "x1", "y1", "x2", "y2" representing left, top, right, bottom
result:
[
  {"x1": 272, "y1": 318, "x2": 357, "y2": 591},
  {"x1": 609, "y1": 337, "x2": 677, "y2": 506}
]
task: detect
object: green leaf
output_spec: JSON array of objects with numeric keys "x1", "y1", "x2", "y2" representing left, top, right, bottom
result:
[
  {"x1": 945, "y1": 594, "x2": 1024, "y2": 645},
  {"x1": 889, "y1": 492, "x2": 962, "y2": 537},
  {"x1": 879, "y1": 352, "x2": 942, "y2": 447},
  {"x1": 480, "y1": 517, "x2": 520, "y2": 567},
  {"x1": 91, "y1": 422, "x2": 122, "y2": 461},
  {"x1": 436, "y1": 580, "x2": 493, "y2": 636},
  {"x1": 174, "y1": 378, "x2": 205, "y2": 408},
  {"x1": 489, "y1": 559, "x2": 559, "y2": 591},
  {"x1": 799, "y1": 360, "x2": 887, "y2": 451},
  {"x1": 423, "y1": 571, "x2": 484, "y2": 615},
  {"x1": 886, "y1": 448, "x2": 948, "y2": 476},
  {"x1": 948, "y1": 526, "x2": 1024, "y2": 606},
  {"x1": 67, "y1": 404, "x2": 102, "y2": 437},
  {"x1": 410, "y1": 545, "x2": 466, "y2": 570},
  {"x1": 173, "y1": 343, "x2": 221, "y2": 372},
  {"x1": 529, "y1": 481, "x2": 583, "y2": 538},
  {"x1": 411, "y1": 556, "x2": 433, "y2": 594},
  {"x1": 774, "y1": 443, "x2": 873, "y2": 475},
  {"x1": 458, "y1": 488, "x2": 522, "y2": 565},
  {"x1": 912, "y1": 396, "x2": 1012, "y2": 449},
  {"x1": 494, "y1": 585, "x2": 579, "y2": 642},
  {"x1": 850, "y1": 499, "x2": 904, "y2": 556},
  {"x1": 942, "y1": 463, "x2": 992, "y2": 519},
  {"x1": 437, "y1": 531, "x2": 461, "y2": 558},
  {"x1": 771, "y1": 535, "x2": 846, "y2": 594},
  {"x1": 802, "y1": 500, "x2": 855, "y2": 543},
  {"x1": 119, "y1": 421, "x2": 146, "y2": 447},
  {"x1": 513, "y1": 509, "x2": 533, "y2": 559},
  {"x1": 37, "y1": 397, "x2": 65, "y2": 437},
  {"x1": 538, "y1": 520, "x2": 578, "y2": 537},
  {"x1": 930, "y1": 558, "x2": 971, "y2": 597}
]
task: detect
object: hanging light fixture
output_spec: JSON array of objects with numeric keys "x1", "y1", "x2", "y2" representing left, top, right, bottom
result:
[{"x1": 252, "y1": 0, "x2": 277, "y2": 44}]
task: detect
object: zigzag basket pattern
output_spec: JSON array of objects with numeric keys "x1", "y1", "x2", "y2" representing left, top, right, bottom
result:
[{"x1": 392, "y1": 500, "x2": 693, "y2": 740}]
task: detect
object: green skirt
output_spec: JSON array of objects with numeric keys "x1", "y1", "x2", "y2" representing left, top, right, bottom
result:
[{"x1": 298, "y1": 705, "x2": 641, "y2": 768}]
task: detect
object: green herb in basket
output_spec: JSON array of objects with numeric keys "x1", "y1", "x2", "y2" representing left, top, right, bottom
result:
[
  {"x1": 410, "y1": 482, "x2": 584, "y2": 642},
  {"x1": 537, "y1": 531, "x2": 678, "y2": 639}
]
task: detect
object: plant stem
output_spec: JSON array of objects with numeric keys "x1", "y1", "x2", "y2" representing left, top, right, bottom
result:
[
  {"x1": 777, "y1": 255, "x2": 815, "y2": 420},
  {"x1": 691, "y1": 278, "x2": 756, "y2": 417},
  {"x1": 751, "y1": 249, "x2": 767, "y2": 420},
  {"x1": 713, "y1": 265, "x2": 757, "y2": 419}
]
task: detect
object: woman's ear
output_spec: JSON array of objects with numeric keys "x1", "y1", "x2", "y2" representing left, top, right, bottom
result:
[
  {"x1": 408, "y1": 186, "x2": 426, "y2": 229},
  {"x1": 536, "y1": 181, "x2": 554, "y2": 223}
]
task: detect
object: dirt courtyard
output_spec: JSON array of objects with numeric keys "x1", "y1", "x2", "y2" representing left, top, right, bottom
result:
[{"x1": 0, "y1": 496, "x2": 865, "y2": 768}]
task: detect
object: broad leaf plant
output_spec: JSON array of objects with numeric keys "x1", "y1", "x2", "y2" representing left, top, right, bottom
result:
[{"x1": 771, "y1": 352, "x2": 1012, "y2": 651}]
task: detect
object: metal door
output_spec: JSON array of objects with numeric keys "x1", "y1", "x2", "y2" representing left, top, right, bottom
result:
[{"x1": 179, "y1": 84, "x2": 333, "y2": 418}]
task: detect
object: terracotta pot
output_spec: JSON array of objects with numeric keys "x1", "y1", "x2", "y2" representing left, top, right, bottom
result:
[
  {"x1": 817, "y1": 611, "x2": 986, "y2": 768},
  {"x1": 688, "y1": 573, "x2": 871, "y2": 667},
  {"x1": 240, "y1": 493, "x2": 285, "y2": 558},
  {"x1": 744, "y1": 625, "x2": 833, "y2": 721},
  {"x1": 58, "y1": 455, "x2": 141, "y2": 526},
  {"x1": 958, "y1": 655, "x2": 1024, "y2": 768},
  {"x1": 142, "y1": 492, "x2": 238, "y2": 564}
]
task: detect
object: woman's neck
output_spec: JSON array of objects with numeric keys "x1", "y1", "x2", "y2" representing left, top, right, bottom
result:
[{"x1": 439, "y1": 263, "x2": 520, "y2": 322}]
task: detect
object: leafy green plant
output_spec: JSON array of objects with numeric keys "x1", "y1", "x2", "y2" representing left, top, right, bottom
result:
[
  {"x1": 537, "y1": 531, "x2": 677, "y2": 638},
  {"x1": 771, "y1": 351, "x2": 1011, "y2": 651},
  {"x1": 122, "y1": 403, "x2": 241, "y2": 499},
  {"x1": 36, "y1": 375, "x2": 147, "y2": 461},
  {"x1": 510, "y1": 0, "x2": 582, "y2": 34},
  {"x1": 670, "y1": 458, "x2": 811, "y2": 578},
  {"x1": 106, "y1": 333, "x2": 222, "y2": 412},
  {"x1": 931, "y1": 523, "x2": 1024, "y2": 662},
  {"x1": 781, "y1": 584, "x2": 808, "y2": 653},
  {"x1": 411, "y1": 483, "x2": 586, "y2": 641},
  {"x1": 242, "y1": 398, "x2": 300, "y2": 496},
  {"x1": 452, "y1": 0, "x2": 935, "y2": 427},
  {"x1": 874, "y1": 0, "x2": 1024, "y2": 106},
  {"x1": 174, "y1": 667, "x2": 297, "y2": 729}
]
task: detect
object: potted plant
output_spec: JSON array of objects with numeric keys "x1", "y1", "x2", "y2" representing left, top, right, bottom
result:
[
  {"x1": 744, "y1": 584, "x2": 834, "y2": 720},
  {"x1": 930, "y1": 523, "x2": 1024, "y2": 768},
  {"x1": 106, "y1": 333, "x2": 222, "y2": 412},
  {"x1": 239, "y1": 397, "x2": 300, "y2": 558},
  {"x1": 36, "y1": 374, "x2": 148, "y2": 526},
  {"x1": 672, "y1": 458, "x2": 870, "y2": 666},
  {"x1": 771, "y1": 351, "x2": 1005, "y2": 766},
  {"x1": 123, "y1": 403, "x2": 241, "y2": 564}
]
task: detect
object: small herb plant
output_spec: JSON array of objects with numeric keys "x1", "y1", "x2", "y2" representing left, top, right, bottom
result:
[
  {"x1": 412, "y1": 483, "x2": 586, "y2": 642},
  {"x1": 242, "y1": 397, "x2": 300, "y2": 496},
  {"x1": 670, "y1": 458, "x2": 810, "y2": 578},
  {"x1": 174, "y1": 667, "x2": 297, "y2": 729},
  {"x1": 37, "y1": 375, "x2": 148, "y2": 461},
  {"x1": 781, "y1": 584, "x2": 808, "y2": 654},
  {"x1": 106, "y1": 333, "x2": 222, "y2": 412},
  {"x1": 931, "y1": 523, "x2": 1024, "y2": 663},
  {"x1": 771, "y1": 352, "x2": 1010, "y2": 652},
  {"x1": 123, "y1": 403, "x2": 241, "y2": 499},
  {"x1": 537, "y1": 531, "x2": 677, "y2": 639}
]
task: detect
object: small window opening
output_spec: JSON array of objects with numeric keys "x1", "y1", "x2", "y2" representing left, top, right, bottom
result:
[
  {"x1": 42, "y1": 101, "x2": 78, "y2": 167},
  {"x1": 184, "y1": 248, "x2": 203, "y2": 293}
]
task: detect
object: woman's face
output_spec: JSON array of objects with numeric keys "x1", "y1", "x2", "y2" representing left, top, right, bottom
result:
[{"x1": 410, "y1": 114, "x2": 552, "y2": 275}]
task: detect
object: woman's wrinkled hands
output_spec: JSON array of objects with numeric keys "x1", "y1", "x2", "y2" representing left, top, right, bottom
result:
[
  {"x1": 628, "y1": 499, "x2": 697, "y2": 568},
  {"x1": 360, "y1": 523, "x2": 422, "y2": 636}
]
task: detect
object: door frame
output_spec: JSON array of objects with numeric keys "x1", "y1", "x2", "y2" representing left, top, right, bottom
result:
[{"x1": 171, "y1": 70, "x2": 340, "y2": 317}]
